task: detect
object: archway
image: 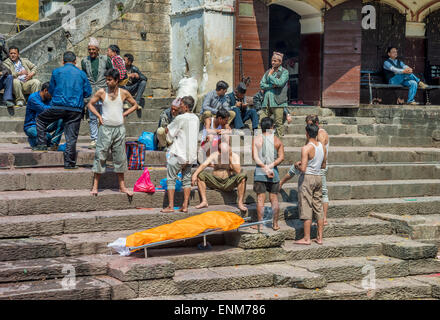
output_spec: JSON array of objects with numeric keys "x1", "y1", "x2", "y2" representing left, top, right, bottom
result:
[{"x1": 234, "y1": 0, "x2": 321, "y2": 105}]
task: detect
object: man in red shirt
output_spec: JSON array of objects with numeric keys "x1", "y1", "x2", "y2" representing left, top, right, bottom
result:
[{"x1": 107, "y1": 44, "x2": 128, "y2": 86}]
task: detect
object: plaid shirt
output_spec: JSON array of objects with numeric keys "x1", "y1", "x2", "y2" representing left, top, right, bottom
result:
[
  {"x1": 111, "y1": 55, "x2": 127, "y2": 80},
  {"x1": 126, "y1": 141, "x2": 145, "y2": 170}
]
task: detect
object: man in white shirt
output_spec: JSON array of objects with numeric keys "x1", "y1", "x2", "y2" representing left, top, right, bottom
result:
[{"x1": 161, "y1": 96, "x2": 200, "y2": 213}]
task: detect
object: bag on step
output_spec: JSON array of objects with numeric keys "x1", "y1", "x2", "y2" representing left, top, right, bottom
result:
[
  {"x1": 126, "y1": 141, "x2": 146, "y2": 170},
  {"x1": 133, "y1": 168, "x2": 155, "y2": 193},
  {"x1": 138, "y1": 131, "x2": 156, "y2": 151}
]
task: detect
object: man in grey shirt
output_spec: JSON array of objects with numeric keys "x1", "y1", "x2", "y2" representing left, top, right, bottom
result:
[{"x1": 200, "y1": 80, "x2": 235, "y2": 126}]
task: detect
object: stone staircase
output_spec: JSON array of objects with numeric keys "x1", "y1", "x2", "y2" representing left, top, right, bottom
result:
[{"x1": 0, "y1": 104, "x2": 439, "y2": 300}]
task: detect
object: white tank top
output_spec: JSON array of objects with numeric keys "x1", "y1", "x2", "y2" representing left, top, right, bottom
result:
[
  {"x1": 319, "y1": 128, "x2": 329, "y2": 165},
  {"x1": 102, "y1": 88, "x2": 124, "y2": 126},
  {"x1": 305, "y1": 141, "x2": 324, "y2": 175}
]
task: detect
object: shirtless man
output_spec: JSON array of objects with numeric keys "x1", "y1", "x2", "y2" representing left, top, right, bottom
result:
[
  {"x1": 306, "y1": 115, "x2": 330, "y2": 225},
  {"x1": 192, "y1": 140, "x2": 247, "y2": 212}
]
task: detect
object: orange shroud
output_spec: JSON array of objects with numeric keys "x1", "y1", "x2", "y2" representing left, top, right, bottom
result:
[{"x1": 126, "y1": 211, "x2": 245, "y2": 250}]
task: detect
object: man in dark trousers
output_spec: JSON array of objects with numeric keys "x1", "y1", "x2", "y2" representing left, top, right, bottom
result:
[
  {"x1": 34, "y1": 51, "x2": 92, "y2": 170},
  {"x1": 123, "y1": 53, "x2": 147, "y2": 109}
]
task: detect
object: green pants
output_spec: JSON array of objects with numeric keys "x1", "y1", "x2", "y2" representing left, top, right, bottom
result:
[
  {"x1": 259, "y1": 106, "x2": 285, "y2": 137},
  {"x1": 92, "y1": 125, "x2": 127, "y2": 174},
  {"x1": 198, "y1": 171, "x2": 247, "y2": 192}
]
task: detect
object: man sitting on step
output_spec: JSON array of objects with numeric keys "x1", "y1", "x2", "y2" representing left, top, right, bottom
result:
[
  {"x1": 3, "y1": 46, "x2": 41, "y2": 107},
  {"x1": 191, "y1": 139, "x2": 248, "y2": 212},
  {"x1": 200, "y1": 80, "x2": 236, "y2": 126},
  {"x1": 123, "y1": 53, "x2": 147, "y2": 109},
  {"x1": 294, "y1": 123, "x2": 326, "y2": 245},
  {"x1": 384, "y1": 47, "x2": 428, "y2": 105},
  {"x1": 155, "y1": 98, "x2": 180, "y2": 151},
  {"x1": 24, "y1": 82, "x2": 64, "y2": 150}
]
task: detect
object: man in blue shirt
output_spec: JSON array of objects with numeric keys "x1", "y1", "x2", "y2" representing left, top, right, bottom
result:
[
  {"x1": 200, "y1": 80, "x2": 236, "y2": 126},
  {"x1": 383, "y1": 47, "x2": 428, "y2": 105},
  {"x1": 34, "y1": 51, "x2": 92, "y2": 169},
  {"x1": 226, "y1": 82, "x2": 259, "y2": 131},
  {"x1": 24, "y1": 82, "x2": 64, "y2": 150}
]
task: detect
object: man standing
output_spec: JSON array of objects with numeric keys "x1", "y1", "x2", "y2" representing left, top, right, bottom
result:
[
  {"x1": 123, "y1": 53, "x2": 147, "y2": 109},
  {"x1": 200, "y1": 80, "x2": 235, "y2": 126},
  {"x1": 384, "y1": 47, "x2": 428, "y2": 105},
  {"x1": 227, "y1": 82, "x2": 259, "y2": 132},
  {"x1": 34, "y1": 51, "x2": 92, "y2": 170},
  {"x1": 294, "y1": 123, "x2": 326, "y2": 245},
  {"x1": 4, "y1": 46, "x2": 41, "y2": 107},
  {"x1": 161, "y1": 96, "x2": 200, "y2": 213},
  {"x1": 87, "y1": 69, "x2": 139, "y2": 196},
  {"x1": 259, "y1": 52, "x2": 289, "y2": 137},
  {"x1": 81, "y1": 37, "x2": 113, "y2": 149},
  {"x1": 252, "y1": 117, "x2": 285, "y2": 231},
  {"x1": 155, "y1": 98, "x2": 180, "y2": 151},
  {"x1": 24, "y1": 82, "x2": 64, "y2": 150},
  {"x1": 192, "y1": 140, "x2": 247, "y2": 211},
  {"x1": 0, "y1": 59, "x2": 14, "y2": 107},
  {"x1": 107, "y1": 45, "x2": 128, "y2": 86},
  {"x1": 306, "y1": 115, "x2": 330, "y2": 226}
]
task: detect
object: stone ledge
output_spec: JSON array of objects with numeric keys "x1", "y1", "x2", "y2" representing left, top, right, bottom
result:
[{"x1": 108, "y1": 256, "x2": 175, "y2": 282}]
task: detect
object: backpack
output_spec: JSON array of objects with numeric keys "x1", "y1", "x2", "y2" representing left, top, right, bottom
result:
[{"x1": 125, "y1": 141, "x2": 145, "y2": 170}]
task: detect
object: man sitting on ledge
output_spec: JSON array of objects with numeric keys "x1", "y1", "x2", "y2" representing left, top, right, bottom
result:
[
  {"x1": 192, "y1": 140, "x2": 247, "y2": 212},
  {"x1": 383, "y1": 46, "x2": 428, "y2": 105}
]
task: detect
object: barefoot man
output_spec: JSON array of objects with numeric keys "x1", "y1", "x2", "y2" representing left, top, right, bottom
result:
[
  {"x1": 295, "y1": 123, "x2": 326, "y2": 245},
  {"x1": 306, "y1": 115, "x2": 330, "y2": 225},
  {"x1": 161, "y1": 96, "x2": 200, "y2": 213},
  {"x1": 88, "y1": 68, "x2": 139, "y2": 196},
  {"x1": 192, "y1": 140, "x2": 247, "y2": 212},
  {"x1": 252, "y1": 117, "x2": 284, "y2": 231}
]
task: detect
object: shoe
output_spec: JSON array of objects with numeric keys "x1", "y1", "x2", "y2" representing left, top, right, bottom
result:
[
  {"x1": 32, "y1": 145, "x2": 48, "y2": 152},
  {"x1": 408, "y1": 101, "x2": 419, "y2": 105},
  {"x1": 16, "y1": 101, "x2": 24, "y2": 107},
  {"x1": 5, "y1": 101, "x2": 14, "y2": 108},
  {"x1": 419, "y1": 81, "x2": 428, "y2": 89},
  {"x1": 48, "y1": 144, "x2": 59, "y2": 151},
  {"x1": 64, "y1": 165, "x2": 79, "y2": 170},
  {"x1": 88, "y1": 140, "x2": 97, "y2": 149},
  {"x1": 123, "y1": 103, "x2": 130, "y2": 110}
]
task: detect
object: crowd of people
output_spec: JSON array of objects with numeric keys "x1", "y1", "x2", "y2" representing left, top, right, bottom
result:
[{"x1": 2, "y1": 41, "x2": 332, "y2": 244}]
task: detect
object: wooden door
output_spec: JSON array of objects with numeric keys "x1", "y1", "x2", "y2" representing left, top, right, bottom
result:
[
  {"x1": 322, "y1": 0, "x2": 362, "y2": 107},
  {"x1": 362, "y1": 3, "x2": 406, "y2": 72},
  {"x1": 426, "y1": 10, "x2": 440, "y2": 65},
  {"x1": 234, "y1": 0, "x2": 269, "y2": 96}
]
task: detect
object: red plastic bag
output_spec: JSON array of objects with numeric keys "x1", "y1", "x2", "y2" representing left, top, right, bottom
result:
[{"x1": 133, "y1": 168, "x2": 155, "y2": 193}]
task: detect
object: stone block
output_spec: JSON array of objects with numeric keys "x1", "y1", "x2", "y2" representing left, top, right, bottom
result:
[
  {"x1": 137, "y1": 278, "x2": 179, "y2": 297},
  {"x1": 108, "y1": 256, "x2": 175, "y2": 281},
  {"x1": 224, "y1": 230, "x2": 286, "y2": 249},
  {"x1": 0, "y1": 237, "x2": 66, "y2": 261},
  {"x1": 95, "y1": 276, "x2": 138, "y2": 300},
  {"x1": 382, "y1": 241, "x2": 438, "y2": 260},
  {"x1": 408, "y1": 259, "x2": 440, "y2": 276}
]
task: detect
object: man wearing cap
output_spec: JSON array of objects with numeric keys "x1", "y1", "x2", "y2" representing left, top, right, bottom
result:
[
  {"x1": 155, "y1": 98, "x2": 180, "y2": 151},
  {"x1": 259, "y1": 51, "x2": 289, "y2": 137},
  {"x1": 81, "y1": 37, "x2": 113, "y2": 149}
]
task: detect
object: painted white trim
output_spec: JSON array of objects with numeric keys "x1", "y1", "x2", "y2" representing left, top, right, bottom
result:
[{"x1": 300, "y1": 15, "x2": 323, "y2": 34}]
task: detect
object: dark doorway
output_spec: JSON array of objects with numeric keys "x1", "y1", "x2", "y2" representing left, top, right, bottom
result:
[
  {"x1": 425, "y1": 10, "x2": 440, "y2": 85},
  {"x1": 269, "y1": 4, "x2": 301, "y2": 103}
]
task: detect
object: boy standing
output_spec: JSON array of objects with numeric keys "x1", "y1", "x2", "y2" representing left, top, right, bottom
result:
[{"x1": 87, "y1": 69, "x2": 139, "y2": 196}]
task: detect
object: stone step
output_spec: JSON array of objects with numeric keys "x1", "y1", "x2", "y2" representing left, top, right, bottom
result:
[
  {"x1": 0, "y1": 223, "x2": 394, "y2": 262},
  {"x1": 289, "y1": 255, "x2": 440, "y2": 283},
  {"x1": 358, "y1": 124, "x2": 440, "y2": 138},
  {"x1": 0, "y1": 276, "x2": 112, "y2": 300},
  {"x1": 134, "y1": 262, "x2": 326, "y2": 297},
  {"x1": 2, "y1": 145, "x2": 440, "y2": 168},
  {"x1": 370, "y1": 213, "x2": 440, "y2": 243},
  {"x1": 138, "y1": 275, "x2": 440, "y2": 300},
  {"x1": 0, "y1": 179, "x2": 439, "y2": 217},
  {"x1": 0, "y1": 255, "x2": 108, "y2": 283},
  {"x1": 1, "y1": 163, "x2": 439, "y2": 191},
  {"x1": 288, "y1": 116, "x2": 376, "y2": 125}
]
